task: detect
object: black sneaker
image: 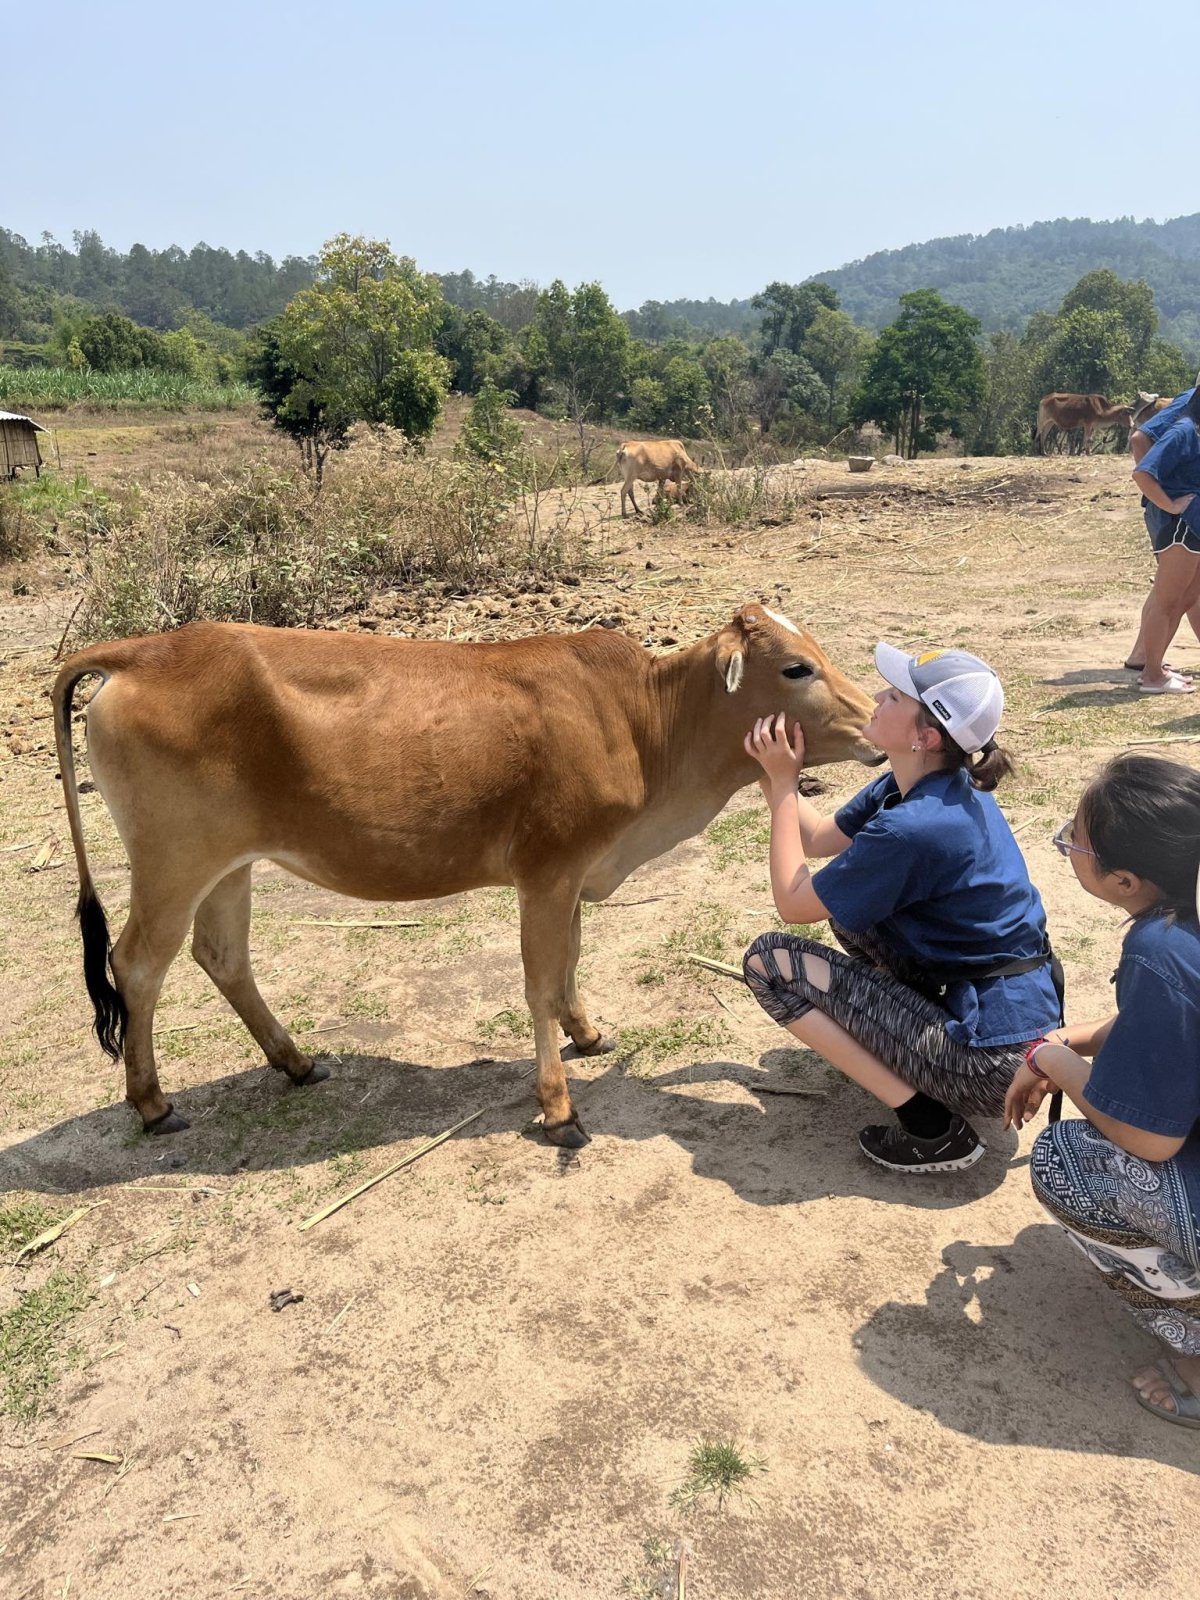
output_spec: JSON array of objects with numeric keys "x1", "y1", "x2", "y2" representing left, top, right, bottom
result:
[{"x1": 858, "y1": 1114, "x2": 984, "y2": 1173}]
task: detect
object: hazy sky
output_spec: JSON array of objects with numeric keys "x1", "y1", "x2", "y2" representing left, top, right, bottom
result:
[{"x1": 9, "y1": 0, "x2": 1196, "y2": 308}]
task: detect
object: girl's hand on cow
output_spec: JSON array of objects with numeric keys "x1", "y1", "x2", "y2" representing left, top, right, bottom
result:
[
  {"x1": 1003, "y1": 1062, "x2": 1054, "y2": 1131},
  {"x1": 745, "y1": 714, "x2": 806, "y2": 795}
]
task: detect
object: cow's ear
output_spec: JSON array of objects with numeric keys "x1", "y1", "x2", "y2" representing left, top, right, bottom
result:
[{"x1": 715, "y1": 623, "x2": 746, "y2": 694}]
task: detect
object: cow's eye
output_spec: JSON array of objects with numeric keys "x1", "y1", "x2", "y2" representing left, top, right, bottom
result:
[{"x1": 782, "y1": 662, "x2": 814, "y2": 680}]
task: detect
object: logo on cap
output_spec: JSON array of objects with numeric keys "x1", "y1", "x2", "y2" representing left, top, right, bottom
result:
[{"x1": 916, "y1": 650, "x2": 946, "y2": 666}]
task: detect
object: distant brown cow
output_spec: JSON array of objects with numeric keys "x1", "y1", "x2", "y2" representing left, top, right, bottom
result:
[
  {"x1": 54, "y1": 607, "x2": 879, "y2": 1148},
  {"x1": 1034, "y1": 393, "x2": 1136, "y2": 455},
  {"x1": 616, "y1": 439, "x2": 701, "y2": 517}
]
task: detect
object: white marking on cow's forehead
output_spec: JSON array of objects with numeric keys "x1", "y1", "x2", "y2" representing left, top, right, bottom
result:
[{"x1": 763, "y1": 607, "x2": 803, "y2": 635}]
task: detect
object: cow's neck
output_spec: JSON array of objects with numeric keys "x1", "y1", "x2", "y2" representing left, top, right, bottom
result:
[{"x1": 644, "y1": 635, "x2": 753, "y2": 810}]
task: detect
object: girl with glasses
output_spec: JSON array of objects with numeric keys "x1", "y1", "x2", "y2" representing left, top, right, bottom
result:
[{"x1": 1005, "y1": 754, "x2": 1200, "y2": 1428}]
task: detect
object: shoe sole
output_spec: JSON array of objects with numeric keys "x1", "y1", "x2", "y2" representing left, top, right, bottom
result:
[{"x1": 860, "y1": 1141, "x2": 986, "y2": 1174}]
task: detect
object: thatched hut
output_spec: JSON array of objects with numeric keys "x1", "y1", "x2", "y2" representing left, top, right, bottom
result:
[{"x1": 0, "y1": 410, "x2": 47, "y2": 479}]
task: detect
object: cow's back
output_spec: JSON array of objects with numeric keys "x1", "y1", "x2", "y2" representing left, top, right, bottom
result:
[{"x1": 75, "y1": 622, "x2": 657, "y2": 898}]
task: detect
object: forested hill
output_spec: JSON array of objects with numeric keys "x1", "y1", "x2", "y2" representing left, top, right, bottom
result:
[{"x1": 807, "y1": 214, "x2": 1200, "y2": 351}]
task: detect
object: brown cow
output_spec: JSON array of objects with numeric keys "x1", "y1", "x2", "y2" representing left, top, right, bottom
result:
[
  {"x1": 1033, "y1": 393, "x2": 1136, "y2": 455},
  {"x1": 616, "y1": 439, "x2": 701, "y2": 517},
  {"x1": 53, "y1": 606, "x2": 879, "y2": 1147}
]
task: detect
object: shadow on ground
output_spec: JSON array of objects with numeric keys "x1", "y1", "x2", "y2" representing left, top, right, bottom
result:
[
  {"x1": 0, "y1": 1045, "x2": 1015, "y2": 1210},
  {"x1": 856, "y1": 1227, "x2": 1200, "y2": 1474}
]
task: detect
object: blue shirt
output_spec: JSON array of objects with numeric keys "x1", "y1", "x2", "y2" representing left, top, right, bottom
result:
[
  {"x1": 1138, "y1": 415, "x2": 1200, "y2": 505},
  {"x1": 1138, "y1": 388, "x2": 1196, "y2": 443},
  {"x1": 812, "y1": 768, "x2": 1061, "y2": 1047},
  {"x1": 1085, "y1": 914, "x2": 1200, "y2": 1154}
]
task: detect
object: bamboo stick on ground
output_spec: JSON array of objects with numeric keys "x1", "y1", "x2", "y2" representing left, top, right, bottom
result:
[{"x1": 298, "y1": 1110, "x2": 486, "y2": 1231}]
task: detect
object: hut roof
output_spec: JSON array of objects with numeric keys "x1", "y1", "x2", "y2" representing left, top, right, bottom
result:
[{"x1": 0, "y1": 410, "x2": 47, "y2": 432}]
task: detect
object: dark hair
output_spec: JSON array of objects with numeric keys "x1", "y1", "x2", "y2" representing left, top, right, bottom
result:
[
  {"x1": 1080, "y1": 753, "x2": 1200, "y2": 918},
  {"x1": 916, "y1": 706, "x2": 1014, "y2": 792},
  {"x1": 1187, "y1": 386, "x2": 1200, "y2": 428}
]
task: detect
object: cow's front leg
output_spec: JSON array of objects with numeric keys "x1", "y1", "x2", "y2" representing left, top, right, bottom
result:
[
  {"x1": 517, "y1": 879, "x2": 590, "y2": 1149},
  {"x1": 560, "y1": 897, "x2": 613, "y2": 1058}
]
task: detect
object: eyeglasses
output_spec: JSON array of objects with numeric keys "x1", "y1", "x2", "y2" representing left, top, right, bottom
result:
[{"x1": 1053, "y1": 820, "x2": 1097, "y2": 860}]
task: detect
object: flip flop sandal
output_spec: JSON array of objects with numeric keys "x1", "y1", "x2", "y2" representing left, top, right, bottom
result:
[
  {"x1": 1139, "y1": 674, "x2": 1196, "y2": 694},
  {"x1": 1134, "y1": 1358, "x2": 1200, "y2": 1429}
]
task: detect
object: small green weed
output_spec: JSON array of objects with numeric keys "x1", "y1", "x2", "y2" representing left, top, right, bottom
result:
[
  {"x1": 621, "y1": 1535, "x2": 675, "y2": 1598},
  {"x1": 0, "y1": 1199, "x2": 60, "y2": 1260},
  {"x1": 636, "y1": 968, "x2": 665, "y2": 987},
  {"x1": 618, "y1": 1018, "x2": 728, "y2": 1074},
  {"x1": 706, "y1": 809, "x2": 771, "y2": 869},
  {"x1": 478, "y1": 1006, "x2": 527, "y2": 1042},
  {"x1": 0, "y1": 1271, "x2": 91, "y2": 1422},
  {"x1": 670, "y1": 1437, "x2": 766, "y2": 1511}
]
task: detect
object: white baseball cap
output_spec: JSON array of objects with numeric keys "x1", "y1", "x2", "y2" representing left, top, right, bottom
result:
[{"x1": 874, "y1": 642, "x2": 1005, "y2": 755}]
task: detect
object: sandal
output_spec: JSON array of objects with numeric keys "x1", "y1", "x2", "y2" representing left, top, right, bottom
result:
[
  {"x1": 1133, "y1": 1358, "x2": 1200, "y2": 1430},
  {"x1": 1139, "y1": 673, "x2": 1196, "y2": 694},
  {"x1": 1125, "y1": 660, "x2": 1179, "y2": 673}
]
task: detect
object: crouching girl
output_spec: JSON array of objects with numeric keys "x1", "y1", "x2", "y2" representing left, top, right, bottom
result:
[
  {"x1": 1005, "y1": 754, "x2": 1200, "y2": 1428},
  {"x1": 743, "y1": 643, "x2": 1061, "y2": 1175}
]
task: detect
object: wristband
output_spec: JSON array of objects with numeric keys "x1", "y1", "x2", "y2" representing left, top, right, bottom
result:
[{"x1": 1024, "y1": 1039, "x2": 1050, "y2": 1080}]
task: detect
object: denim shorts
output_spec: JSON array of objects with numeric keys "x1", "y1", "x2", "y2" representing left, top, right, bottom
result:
[{"x1": 1144, "y1": 498, "x2": 1200, "y2": 555}]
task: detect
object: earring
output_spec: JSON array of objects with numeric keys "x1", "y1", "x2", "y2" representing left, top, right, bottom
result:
[{"x1": 910, "y1": 743, "x2": 921, "y2": 752}]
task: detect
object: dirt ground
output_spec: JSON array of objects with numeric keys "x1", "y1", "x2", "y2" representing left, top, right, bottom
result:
[{"x1": 2, "y1": 432, "x2": 1199, "y2": 1599}]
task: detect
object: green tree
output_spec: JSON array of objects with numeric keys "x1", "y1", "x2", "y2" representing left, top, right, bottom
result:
[
  {"x1": 436, "y1": 305, "x2": 514, "y2": 394},
  {"x1": 699, "y1": 337, "x2": 753, "y2": 438},
  {"x1": 275, "y1": 234, "x2": 449, "y2": 449},
  {"x1": 752, "y1": 281, "x2": 838, "y2": 357},
  {"x1": 1060, "y1": 270, "x2": 1155, "y2": 368},
  {"x1": 458, "y1": 377, "x2": 522, "y2": 467},
  {"x1": 801, "y1": 307, "x2": 873, "y2": 428},
  {"x1": 1139, "y1": 337, "x2": 1193, "y2": 398},
  {"x1": 528, "y1": 279, "x2": 631, "y2": 425},
  {"x1": 245, "y1": 319, "x2": 347, "y2": 481},
  {"x1": 75, "y1": 310, "x2": 164, "y2": 372},
  {"x1": 853, "y1": 290, "x2": 984, "y2": 458},
  {"x1": 1033, "y1": 306, "x2": 1134, "y2": 400},
  {"x1": 752, "y1": 349, "x2": 824, "y2": 435},
  {"x1": 970, "y1": 331, "x2": 1035, "y2": 455}
]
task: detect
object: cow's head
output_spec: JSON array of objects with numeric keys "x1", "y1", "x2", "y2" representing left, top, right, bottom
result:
[
  {"x1": 1131, "y1": 391, "x2": 1161, "y2": 430},
  {"x1": 714, "y1": 603, "x2": 882, "y2": 767}
]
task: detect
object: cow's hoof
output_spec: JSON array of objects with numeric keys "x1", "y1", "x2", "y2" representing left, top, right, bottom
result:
[
  {"x1": 543, "y1": 1116, "x2": 590, "y2": 1149},
  {"x1": 291, "y1": 1062, "x2": 331, "y2": 1087},
  {"x1": 144, "y1": 1107, "x2": 190, "y2": 1136},
  {"x1": 564, "y1": 1034, "x2": 617, "y2": 1059}
]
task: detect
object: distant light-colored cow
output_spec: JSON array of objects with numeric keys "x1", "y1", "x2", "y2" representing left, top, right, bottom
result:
[
  {"x1": 616, "y1": 439, "x2": 701, "y2": 517},
  {"x1": 1033, "y1": 393, "x2": 1136, "y2": 456},
  {"x1": 54, "y1": 606, "x2": 879, "y2": 1148},
  {"x1": 1130, "y1": 391, "x2": 1174, "y2": 430}
]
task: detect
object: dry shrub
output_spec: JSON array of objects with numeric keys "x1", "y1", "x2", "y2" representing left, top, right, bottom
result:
[
  {"x1": 75, "y1": 426, "x2": 594, "y2": 643},
  {"x1": 686, "y1": 456, "x2": 801, "y2": 528}
]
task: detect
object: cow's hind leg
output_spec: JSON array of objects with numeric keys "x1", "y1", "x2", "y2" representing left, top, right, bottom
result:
[
  {"x1": 560, "y1": 897, "x2": 613, "y2": 1058},
  {"x1": 518, "y1": 877, "x2": 590, "y2": 1148},
  {"x1": 110, "y1": 882, "x2": 202, "y2": 1133},
  {"x1": 191, "y1": 866, "x2": 327, "y2": 1088}
]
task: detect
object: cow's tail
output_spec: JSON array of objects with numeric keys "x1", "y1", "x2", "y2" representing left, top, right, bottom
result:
[
  {"x1": 1032, "y1": 400, "x2": 1051, "y2": 455},
  {"x1": 52, "y1": 654, "x2": 128, "y2": 1061}
]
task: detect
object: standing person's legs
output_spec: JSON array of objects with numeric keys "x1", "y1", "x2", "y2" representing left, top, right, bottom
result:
[
  {"x1": 1126, "y1": 504, "x2": 1190, "y2": 674},
  {"x1": 1140, "y1": 542, "x2": 1200, "y2": 691},
  {"x1": 1032, "y1": 1119, "x2": 1200, "y2": 1424}
]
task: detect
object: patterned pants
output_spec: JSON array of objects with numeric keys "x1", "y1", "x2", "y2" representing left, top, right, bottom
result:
[
  {"x1": 742, "y1": 925, "x2": 1029, "y2": 1119},
  {"x1": 1032, "y1": 1118, "x2": 1200, "y2": 1355}
]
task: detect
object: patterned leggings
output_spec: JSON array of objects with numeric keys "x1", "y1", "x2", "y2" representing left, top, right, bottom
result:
[
  {"x1": 742, "y1": 924, "x2": 1029, "y2": 1120},
  {"x1": 1032, "y1": 1118, "x2": 1200, "y2": 1355}
]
